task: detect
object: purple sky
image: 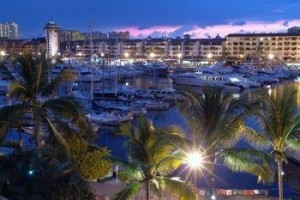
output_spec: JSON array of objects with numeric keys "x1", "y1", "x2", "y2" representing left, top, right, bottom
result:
[{"x1": 1, "y1": 0, "x2": 300, "y2": 38}]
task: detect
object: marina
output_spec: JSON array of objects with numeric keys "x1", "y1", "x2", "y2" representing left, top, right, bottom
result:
[{"x1": 2, "y1": 58, "x2": 300, "y2": 198}]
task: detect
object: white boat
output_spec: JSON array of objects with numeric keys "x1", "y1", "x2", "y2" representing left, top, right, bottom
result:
[
  {"x1": 135, "y1": 101, "x2": 169, "y2": 111},
  {"x1": 172, "y1": 71, "x2": 260, "y2": 90},
  {"x1": 93, "y1": 100, "x2": 147, "y2": 116},
  {"x1": 22, "y1": 126, "x2": 48, "y2": 136},
  {"x1": 91, "y1": 122, "x2": 100, "y2": 133},
  {"x1": 86, "y1": 111, "x2": 133, "y2": 126}
]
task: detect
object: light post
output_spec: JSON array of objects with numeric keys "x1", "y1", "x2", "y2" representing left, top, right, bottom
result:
[
  {"x1": 207, "y1": 52, "x2": 213, "y2": 65},
  {"x1": 124, "y1": 52, "x2": 129, "y2": 59},
  {"x1": 187, "y1": 151, "x2": 204, "y2": 169},
  {"x1": 149, "y1": 52, "x2": 155, "y2": 61},
  {"x1": 268, "y1": 53, "x2": 275, "y2": 61},
  {"x1": 100, "y1": 53, "x2": 105, "y2": 96},
  {"x1": 149, "y1": 52, "x2": 156, "y2": 89},
  {"x1": 177, "y1": 53, "x2": 182, "y2": 65},
  {"x1": 268, "y1": 53, "x2": 275, "y2": 66},
  {"x1": 186, "y1": 149, "x2": 216, "y2": 200},
  {"x1": 0, "y1": 50, "x2": 6, "y2": 59}
]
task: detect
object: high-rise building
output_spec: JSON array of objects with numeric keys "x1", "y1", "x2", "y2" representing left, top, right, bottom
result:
[
  {"x1": 59, "y1": 30, "x2": 85, "y2": 42},
  {"x1": 0, "y1": 22, "x2": 19, "y2": 39},
  {"x1": 44, "y1": 20, "x2": 60, "y2": 58}
]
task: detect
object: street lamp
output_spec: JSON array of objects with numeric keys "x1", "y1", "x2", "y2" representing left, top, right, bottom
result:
[
  {"x1": 150, "y1": 52, "x2": 155, "y2": 60},
  {"x1": 268, "y1": 53, "x2": 275, "y2": 60},
  {"x1": 177, "y1": 53, "x2": 182, "y2": 64},
  {"x1": 0, "y1": 50, "x2": 6, "y2": 56},
  {"x1": 207, "y1": 52, "x2": 213, "y2": 64},
  {"x1": 186, "y1": 151, "x2": 204, "y2": 169},
  {"x1": 124, "y1": 52, "x2": 129, "y2": 59}
]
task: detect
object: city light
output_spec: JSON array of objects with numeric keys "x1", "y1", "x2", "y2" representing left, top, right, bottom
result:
[
  {"x1": 177, "y1": 53, "x2": 182, "y2": 59},
  {"x1": 100, "y1": 52, "x2": 105, "y2": 57},
  {"x1": 124, "y1": 52, "x2": 129, "y2": 58},
  {"x1": 187, "y1": 151, "x2": 203, "y2": 169},
  {"x1": 149, "y1": 52, "x2": 155, "y2": 59},
  {"x1": 0, "y1": 50, "x2": 6, "y2": 56},
  {"x1": 28, "y1": 170, "x2": 34, "y2": 176},
  {"x1": 268, "y1": 53, "x2": 275, "y2": 60},
  {"x1": 207, "y1": 52, "x2": 213, "y2": 59}
]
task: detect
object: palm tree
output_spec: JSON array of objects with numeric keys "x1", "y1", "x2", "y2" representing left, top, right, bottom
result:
[
  {"x1": 0, "y1": 146, "x2": 96, "y2": 200},
  {"x1": 0, "y1": 54, "x2": 92, "y2": 151},
  {"x1": 112, "y1": 117, "x2": 198, "y2": 200},
  {"x1": 250, "y1": 88, "x2": 300, "y2": 200},
  {"x1": 179, "y1": 87, "x2": 274, "y2": 192}
]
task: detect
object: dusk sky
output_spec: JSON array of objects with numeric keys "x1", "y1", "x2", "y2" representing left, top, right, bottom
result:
[{"x1": 1, "y1": 0, "x2": 300, "y2": 39}]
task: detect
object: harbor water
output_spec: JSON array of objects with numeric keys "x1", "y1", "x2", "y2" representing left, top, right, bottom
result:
[{"x1": 95, "y1": 76, "x2": 300, "y2": 199}]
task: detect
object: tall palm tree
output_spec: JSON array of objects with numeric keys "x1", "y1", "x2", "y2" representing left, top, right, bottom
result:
[
  {"x1": 0, "y1": 54, "x2": 92, "y2": 151},
  {"x1": 112, "y1": 117, "x2": 198, "y2": 200},
  {"x1": 251, "y1": 88, "x2": 300, "y2": 200},
  {"x1": 179, "y1": 87, "x2": 274, "y2": 191}
]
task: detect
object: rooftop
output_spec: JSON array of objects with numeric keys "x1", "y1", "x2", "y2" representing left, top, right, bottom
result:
[{"x1": 227, "y1": 33, "x2": 300, "y2": 37}]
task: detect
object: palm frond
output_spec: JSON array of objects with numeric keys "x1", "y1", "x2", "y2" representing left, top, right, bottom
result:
[
  {"x1": 217, "y1": 148, "x2": 274, "y2": 184},
  {"x1": 42, "y1": 69, "x2": 76, "y2": 97},
  {"x1": 43, "y1": 116, "x2": 71, "y2": 156},
  {"x1": 285, "y1": 137, "x2": 300, "y2": 151},
  {"x1": 112, "y1": 181, "x2": 141, "y2": 200},
  {"x1": 155, "y1": 177, "x2": 199, "y2": 200},
  {"x1": 239, "y1": 126, "x2": 270, "y2": 149},
  {"x1": 42, "y1": 96, "x2": 81, "y2": 120},
  {"x1": 155, "y1": 152, "x2": 185, "y2": 175},
  {"x1": 118, "y1": 168, "x2": 144, "y2": 182}
]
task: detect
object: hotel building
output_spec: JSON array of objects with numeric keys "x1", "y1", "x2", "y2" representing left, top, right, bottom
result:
[
  {"x1": 44, "y1": 20, "x2": 60, "y2": 58},
  {"x1": 60, "y1": 36, "x2": 224, "y2": 62},
  {"x1": 0, "y1": 22, "x2": 19, "y2": 39},
  {"x1": 224, "y1": 33, "x2": 300, "y2": 62}
]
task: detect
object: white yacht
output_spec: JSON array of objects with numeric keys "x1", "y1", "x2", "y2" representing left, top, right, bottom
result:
[{"x1": 86, "y1": 111, "x2": 133, "y2": 126}]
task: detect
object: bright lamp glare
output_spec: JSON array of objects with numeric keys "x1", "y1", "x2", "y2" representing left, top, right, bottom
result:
[{"x1": 187, "y1": 152, "x2": 203, "y2": 168}]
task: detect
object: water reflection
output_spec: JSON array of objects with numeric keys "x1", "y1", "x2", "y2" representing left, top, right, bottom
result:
[{"x1": 95, "y1": 77, "x2": 300, "y2": 199}]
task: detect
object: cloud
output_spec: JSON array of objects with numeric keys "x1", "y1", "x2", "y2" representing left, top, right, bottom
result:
[
  {"x1": 113, "y1": 20, "x2": 300, "y2": 39},
  {"x1": 114, "y1": 26, "x2": 182, "y2": 38},
  {"x1": 184, "y1": 20, "x2": 300, "y2": 38}
]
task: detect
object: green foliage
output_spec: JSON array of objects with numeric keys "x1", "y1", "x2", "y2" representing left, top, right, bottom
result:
[
  {"x1": 179, "y1": 87, "x2": 247, "y2": 150},
  {"x1": 0, "y1": 148, "x2": 96, "y2": 200},
  {"x1": 69, "y1": 137, "x2": 112, "y2": 180},
  {"x1": 218, "y1": 148, "x2": 274, "y2": 184},
  {"x1": 0, "y1": 54, "x2": 93, "y2": 152},
  {"x1": 112, "y1": 117, "x2": 198, "y2": 200}
]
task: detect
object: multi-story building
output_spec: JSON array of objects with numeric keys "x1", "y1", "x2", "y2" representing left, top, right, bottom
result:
[
  {"x1": 143, "y1": 38, "x2": 168, "y2": 59},
  {"x1": 0, "y1": 22, "x2": 19, "y2": 39},
  {"x1": 167, "y1": 38, "x2": 182, "y2": 59},
  {"x1": 60, "y1": 36, "x2": 224, "y2": 62},
  {"x1": 224, "y1": 33, "x2": 300, "y2": 62},
  {"x1": 44, "y1": 20, "x2": 60, "y2": 58},
  {"x1": 59, "y1": 30, "x2": 85, "y2": 42},
  {"x1": 0, "y1": 38, "x2": 46, "y2": 55},
  {"x1": 119, "y1": 39, "x2": 143, "y2": 59},
  {"x1": 199, "y1": 38, "x2": 224, "y2": 60}
]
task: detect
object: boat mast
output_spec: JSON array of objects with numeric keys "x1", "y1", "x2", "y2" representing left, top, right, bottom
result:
[
  {"x1": 89, "y1": 20, "x2": 94, "y2": 100},
  {"x1": 115, "y1": 37, "x2": 118, "y2": 97},
  {"x1": 89, "y1": 20, "x2": 93, "y2": 61}
]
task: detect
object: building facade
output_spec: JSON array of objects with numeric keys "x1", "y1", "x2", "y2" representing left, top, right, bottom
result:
[
  {"x1": 224, "y1": 33, "x2": 300, "y2": 62},
  {"x1": 44, "y1": 20, "x2": 60, "y2": 58},
  {"x1": 0, "y1": 22, "x2": 19, "y2": 39},
  {"x1": 60, "y1": 37, "x2": 224, "y2": 62},
  {"x1": 0, "y1": 38, "x2": 46, "y2": 55}
]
